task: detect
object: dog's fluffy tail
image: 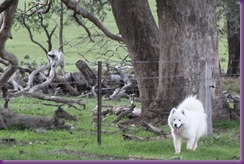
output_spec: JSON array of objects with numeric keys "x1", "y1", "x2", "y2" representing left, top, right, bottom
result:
[{"x1": 177, "y1": 95, "x2": 205, "y2": 112}]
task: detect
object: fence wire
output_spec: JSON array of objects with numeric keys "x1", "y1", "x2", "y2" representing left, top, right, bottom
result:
[{"x1": 0, "y1": 59, "x2": 240, "y2": 120}]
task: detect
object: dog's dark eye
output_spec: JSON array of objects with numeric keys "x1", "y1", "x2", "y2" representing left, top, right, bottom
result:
[{"x1": 173, "y1": 119, "x2": 175, "y2": 121}]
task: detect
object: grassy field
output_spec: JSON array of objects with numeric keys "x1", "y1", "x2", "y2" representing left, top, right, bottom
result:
[
  {"x1": 0, "y1": 0, "x2": 240, "y2": 161},
  {"x1": 0, "y1": 97, "x2": 240, "y2": 160}
]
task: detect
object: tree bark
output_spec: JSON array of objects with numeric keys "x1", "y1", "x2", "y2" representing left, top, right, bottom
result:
[
  {"x1": 75, "y1": 60, "x2": 97, "y2": 86},
  {"x1": 111, "y1": 0, "x2": 228, "y2": 126},
  {"x1": 0, "y1": 108, "x2": 54, "y2": 129},
  {"x1": 0, "y1": 0, "x2": 19, "y2": 90},
  {"x1": 0, "y1": 107, "x2": 74, "y2": 129},
  {"x1": 110, "y1": 0, "x2": 160, "y2": 121},
  {"x1": 154, "y1": 0, "x2": 229, "y2": 124}
]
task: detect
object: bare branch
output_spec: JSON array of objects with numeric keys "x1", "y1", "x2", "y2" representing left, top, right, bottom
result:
[
  {"x1": 0, "y1": 58, "x2": 9, "y2": 66},
  {"x1": 113, "y1": 104, "x2": 135, "y2": 123},
  {"x1": 38, "y1": 13, "x2": 57, "y2": 51},
  {"x1": 24, "y1": 0, "x2": 52, "y2": 16},
  {"x1": 122, "y1": 134, "x2": 161, "y2": 142},
  {"x1": 17, "y1": 1, "x2": 57, "y2": 54},
  {"x1": 8, "y1": 71, "x2": 24, "y2": 92},
  {"x1": 61, "y1": 0, "x2": 124, "y2": 42},
  {"x1": 73, "y1": 13, "x2": 94, "y2": 42},
  {"x1": 9, "y1": 92, "x2": 86, "y2": 110},
  {"x1": 20, "y1": 7, "x2": 48, "y2": 54},
  {"x1": 24, "y1": 63, "x2": 51, "y2": 91}
]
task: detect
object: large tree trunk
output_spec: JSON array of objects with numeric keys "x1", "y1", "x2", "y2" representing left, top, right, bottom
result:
[
  {"x1": 111, "y1": 0, "x2": 229, "y2": 126},
  {"x1": 226, "y1": 0, "x2": 240, "y2": 77},
  {"x1": 152, "y1": 0, "x2": 229, "y2": 124},
  {"x1": 110, "y1": 0, "x2": 160, "y2": 121}
]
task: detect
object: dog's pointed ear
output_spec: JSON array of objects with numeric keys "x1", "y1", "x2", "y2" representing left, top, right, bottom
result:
[
  {"x1": 181, "y1": 109, "x2": 185, "y2": 115},
  {"x1": 171, "y1": 107, "x2": 177, "y2": 114}
]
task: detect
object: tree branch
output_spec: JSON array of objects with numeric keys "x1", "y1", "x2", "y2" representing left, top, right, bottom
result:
[
  {"x1": 113, "y1": 104, "x2": 135, "y2": 123},
  {"x1": 0, "y1": 58, "x2": 9, "y2": 66},
  {"x1": 0, "y1": 0, "x2": 13, "y2": 13},
  {"x1": 61, "y1": 0, "x2": 124, "y2": 42},
  {"x1": 10, "y1": 92, "x2": 86, "y2": 110},
  {"x1": 24, "y1": 0, "x2": 52, "y2": 16},
  {"x1": 38, "y1": 13, "x2": 57, "y2": 51},
  {"x1": 20, "y1": 9, "x2": 48, "y2": 54},
  {"x1": 73, "y1": 13, "x2": 94, "y2": 42}
]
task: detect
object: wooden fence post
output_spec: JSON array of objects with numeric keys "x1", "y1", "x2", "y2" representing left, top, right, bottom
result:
[{"x1": 199, "y1": 60, "x2": 213, "y2": 135}]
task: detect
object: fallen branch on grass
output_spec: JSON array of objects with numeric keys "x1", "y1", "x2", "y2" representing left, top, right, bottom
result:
[
  {"x1": 142, "y1": 121, "x2": 168, "y2": 138},
  {"x1": 10, "y1": 91, "x2": 86, "y2": 110},
  {"x1": 112, "y1": 104, "x2": 136, "y2": 123},
  {"x1": 122, "y1": 134, "x2": 161, "y2": 141}
]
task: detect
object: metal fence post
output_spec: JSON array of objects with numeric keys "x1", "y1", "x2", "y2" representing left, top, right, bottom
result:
[{"x1": 97, "y1": 61, "x2": 102, "y2": 145}]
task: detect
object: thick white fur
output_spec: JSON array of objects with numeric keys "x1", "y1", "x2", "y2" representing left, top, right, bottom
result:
[{"x1": 168, "y1": 95, "x2": 207, "y2": 154}]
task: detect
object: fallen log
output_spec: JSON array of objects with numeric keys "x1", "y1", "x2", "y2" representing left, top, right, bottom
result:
[
  {"x1": 53, "y1": 75, "x2": 79, "y2": 96},
  {"x1": 0, "y1": 107, "x2": 76, "y2": 130},
  {"x1": 75, "y1": 60, "x2": 96, "y2": 86}
]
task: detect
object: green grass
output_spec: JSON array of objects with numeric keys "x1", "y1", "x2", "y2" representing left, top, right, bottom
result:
[{"x1": 0, "y1": 97, "x2": 240, "y2": 160}]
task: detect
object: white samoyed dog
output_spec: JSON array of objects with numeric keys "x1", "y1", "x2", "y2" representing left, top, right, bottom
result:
[{"x1": 168, "y1": 95, "x2": 207, "y2": 154}]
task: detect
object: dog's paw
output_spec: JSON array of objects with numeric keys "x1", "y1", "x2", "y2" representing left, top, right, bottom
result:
[{"x1": 175, "y1": 150, "x2": 181, "y2": 154}]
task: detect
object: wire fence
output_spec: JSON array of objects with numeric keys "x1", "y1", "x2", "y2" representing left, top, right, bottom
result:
[
  {"x1": 0, "y1": 59, "x2": 240, "y2": 120},
  {"x1": 0, "y1": 57, "x2": 240, "y2": 144}
]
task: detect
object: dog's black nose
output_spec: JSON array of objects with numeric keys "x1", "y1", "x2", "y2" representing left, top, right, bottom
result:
[{"x1": 174, "y1": 124, "x2": 177, "y2": 127}]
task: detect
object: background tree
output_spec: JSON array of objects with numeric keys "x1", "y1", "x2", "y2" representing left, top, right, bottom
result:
[
  {"x1": 225, "y1": 0, "x2": 240, "y2": 77},
  {"x1": 217, "y1": 0, "x2": 240, "y2": 77}
]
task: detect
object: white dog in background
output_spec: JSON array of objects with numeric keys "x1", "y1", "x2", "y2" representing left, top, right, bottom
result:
[{"x1": 168, "y1": 95, "x2": 207, "y2": 154}]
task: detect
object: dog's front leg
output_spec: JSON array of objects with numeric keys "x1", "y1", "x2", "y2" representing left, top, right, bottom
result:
[
  {"x1": 173, "y1": 136, "x2": 182, "y2": 154},
  {"x1": 186, "y1": 137, "x2": 196, "y2": 150}
]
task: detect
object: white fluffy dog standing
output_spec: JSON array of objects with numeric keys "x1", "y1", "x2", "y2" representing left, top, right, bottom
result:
[{"x1": 168, "y1": 95, "x2": 207, "y2": 154}]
